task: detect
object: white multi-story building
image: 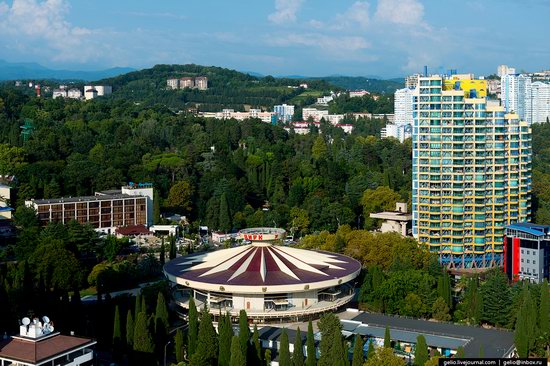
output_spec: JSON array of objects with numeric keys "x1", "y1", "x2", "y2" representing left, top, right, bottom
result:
[
  {"x1": 180, "y1": 77, "x2": 195, "y2": 88},
  {"x1": 381, "y1": 123, "x2": 412, "y2": 143},
  {"x1": 502, "y1": 74, "x2": 549, "y2": 124},
  {"x1": 394, "y1": 88, "x2": 414, "y2": 126},
  {"x1": 302, "y1": 108, "x2": 329, "y2": 122},
  {"x1": 497, "y1": 65, "x2": 516, "y2": 78},
  {"x1": 316, "y1": 95, "x2": 334, "y2": 106},
  {"x1": 195, "y1": 76, "x2": 208, "y2": 90},
  {"x1": 501, "y1": 74, "x2": 531, "y2": 117},
  {"x1": 273, "y1": 104, "x2": 295, "y2": 123},
  {"x1": 52, "y1": 89, "x2": 67, "y2": 99},
  {"x1": 487, "y1": 79, "x2": 501, "y2": 96},
  {"x1": 349, "y1": 90, "x2": 369, "y2": 98},
  {"x1": 202, "y1": 109, "x2": 275, "y2": 124},
  {"x1": 84, "y1": 85, "x2": 112, "y2": 100},
  {"x1": 167, "y1": 78, "x2": 180, "y2": 89},
  {"x1": 67, "y1": 88, "x2": 82, "y2": 99},
  {"x1": 528, "y1": 81, "x2": 550, "y2": 124}
]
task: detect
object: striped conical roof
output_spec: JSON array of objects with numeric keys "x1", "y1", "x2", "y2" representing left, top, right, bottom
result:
[{"x1": 164, "y1": 244, "x2": 361, "y2": 286}]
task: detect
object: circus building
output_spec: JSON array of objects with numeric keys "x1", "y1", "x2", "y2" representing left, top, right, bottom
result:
[{"x1": 164, "y1": 228, "x2": 361, "y2": 322}]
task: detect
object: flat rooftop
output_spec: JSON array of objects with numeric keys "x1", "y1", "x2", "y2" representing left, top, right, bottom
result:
[
  {"x1": 369, "y1": 211, "x2": 412, "y2": 221},
  {"x1": 29, "y1": 193, "x2": 143, "y2": 205},
  {"x1": 350, "y1": 312, "x2": 514, "y2": 358}
]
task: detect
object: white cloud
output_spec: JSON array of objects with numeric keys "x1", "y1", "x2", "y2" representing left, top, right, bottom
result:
[
  {"x1": 374, "y1": 0, "x2": 424, "y2": 26},
  {"x1": 0, "y1": 0, "x2": 95, "y2": 62},
  {"x1": 268, "y1": 0, "x2": 304, "y2": 24},
  {"x1": 336, "y1": 1, "x2": 370, "y2": 29}
]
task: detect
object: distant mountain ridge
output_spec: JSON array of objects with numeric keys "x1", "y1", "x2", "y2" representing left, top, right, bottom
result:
[{"x1": 0, "y1": 60, "x2": 135, "y2": 81}]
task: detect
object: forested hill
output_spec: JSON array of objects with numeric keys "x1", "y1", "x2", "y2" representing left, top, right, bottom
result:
[
  {"x1": 98, "y1": 64, "x2": 336, "y2": 112},
  {"x1": 311, "y1": 76, "x2": 404, "y2": 94}
]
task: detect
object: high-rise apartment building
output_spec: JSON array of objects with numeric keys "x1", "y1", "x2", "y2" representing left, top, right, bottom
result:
[
  {"x1": 412, "y1": 74, "x2": 532, "y2": 269},
  {"x1": 502, "y1": 74, "x2": 550, "y2": 124},
  {"x1": 528, "y1": 81, "x2": 550, "y2": 124},
  {"x1": 394, "y1": 88, "x2": 414, "y2": 126}
]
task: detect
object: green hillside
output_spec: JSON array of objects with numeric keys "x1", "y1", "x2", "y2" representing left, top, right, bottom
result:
[
  {"x1": 98, "y1": 64, "x2": 336, "y2": 112},
  {"x1": 311, "y1": 76, "x2": 404, "y2": 94}
]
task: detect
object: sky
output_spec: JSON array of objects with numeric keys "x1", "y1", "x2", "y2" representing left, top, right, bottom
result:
[{"x1": 0, "y1": 0, "x2": 549, "y2": 78}]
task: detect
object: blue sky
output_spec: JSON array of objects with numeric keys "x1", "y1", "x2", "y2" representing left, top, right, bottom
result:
[{"x1": 0, "y1": 0, "x2": 548, "y2": 78}]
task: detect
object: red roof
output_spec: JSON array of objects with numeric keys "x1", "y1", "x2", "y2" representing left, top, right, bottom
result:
[
  {"x1": 0, "y1": 334, "x2": 95, "y2": 364},
  {"x1": 115, "y1": 225, "x2": 150, "y2": 236}
]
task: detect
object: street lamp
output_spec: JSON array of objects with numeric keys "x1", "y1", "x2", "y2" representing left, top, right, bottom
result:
[{"x1": 164, "y1": 340, "x2": 171, "y2": 366}]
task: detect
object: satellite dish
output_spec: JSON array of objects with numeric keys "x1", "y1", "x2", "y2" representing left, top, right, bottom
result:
[
  {"x1": 42, "y1": 316, "x2": 50, "y2": 324},
  {"x1": 22, "y1": 317, "x2": 30, "y2": 326}
]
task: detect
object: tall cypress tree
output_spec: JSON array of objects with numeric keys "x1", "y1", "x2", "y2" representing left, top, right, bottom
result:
[
  {"x1": 192, "y1": 308, "x2": 218, "y2": 365},
  {"x1": 133, "y1": 312, "x2": 155, "y2": 354},
  {"x1": 318, "y1": 313, "x2": 345, "y2": 366},
  {"x1": 126, "y1": 310, "x2": 134, "y2": 348},
  {"x1": 160, "y1": 237, "x2": 166, "y2": 265},
  {"x1": 188, "y1": 296, "x2": 199, "y2": 357},
  {"x1": 279, "y1": 328, "x2": 291, "y2": 366},
  {"x1": 481, "y1": 269, "x2": 511, "y2": 326},
  {"x1": 218, "y1": 313, "x2": 233, "y2": 366},
  {"x1": 383, "y1": 326, "x2": 391, "y2": 348},
  {"x1": 238, "y1": 309, "x2": 250, "y2": 363},
  {"x1": 175, "y1": 328, "x2": 184, "y2": 363},
  {"x1": 515, "y1": 285, "x2": 537, "y2": 357},
  {"x1": 253, "y1": 324, "x2": 263, "y2": 365},
  {"x1": 306, "y1": 320, "x2": 316, "y2": 366},
  {"x1": 367, "y1": 340, "x2": 375, "y2": 360},
  {"x1": 539, "y1": 280, "x2": 550, "y2": 341},
  {"x1": 155, "y1": 292, "x2": 169, "y2": 336},
  {"x1": 219, "y1": 193, "x2": 231, "y2": 232},
  {"x1": 437, "y1": 271, "x2": 452, "y2": 308},
  {"x1": 230, "y1": 335, "x2": 246, "y2": 366},
  {"x1": 351, "y1": 335, "x2": 363, "y2": 366},
  {"x1": 414, "y1": 335, "x2": 429, "y2": 366},
  {"x1": 113, "y1": 305, "x2": 122, "y2": 346},
  {"x1": 134, "y1": 294, "x2": 142, "y2": 318},
  {"x1": 141, "y1": 296, "x2": 147, "y2": 315},
  {"x1": 293, "y1": 327, "x2": 304, "y2": 366},
  {"x1": 169, "y1": 234, "x2": 177, "y2": 260}
]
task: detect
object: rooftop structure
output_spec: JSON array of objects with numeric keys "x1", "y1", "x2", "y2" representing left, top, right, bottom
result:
[
  {"x1": 347, "y1": 311, "x2": 515, "y2": 358},
  {"x1": 369, "y1": 202, "x2": 412, "y2": 236},
  {"x1": 0, "y1": 316, "x2": 96, "y2": 366},
  {"x1": 164, "y1": 227, "x2": 361, "y2": 322}
]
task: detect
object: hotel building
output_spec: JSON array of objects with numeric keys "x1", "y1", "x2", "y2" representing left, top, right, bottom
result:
[
  {"x1": 412, "y1": 74, "x2": 532, "y2": 269},
  {"x1": 25, "y1": 183, "x2": 154, "y2": 233}
]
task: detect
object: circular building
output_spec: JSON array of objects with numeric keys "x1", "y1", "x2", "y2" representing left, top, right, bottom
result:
[{"x1": 164, "y1": 227, "x2": 361, "y2": 323}]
